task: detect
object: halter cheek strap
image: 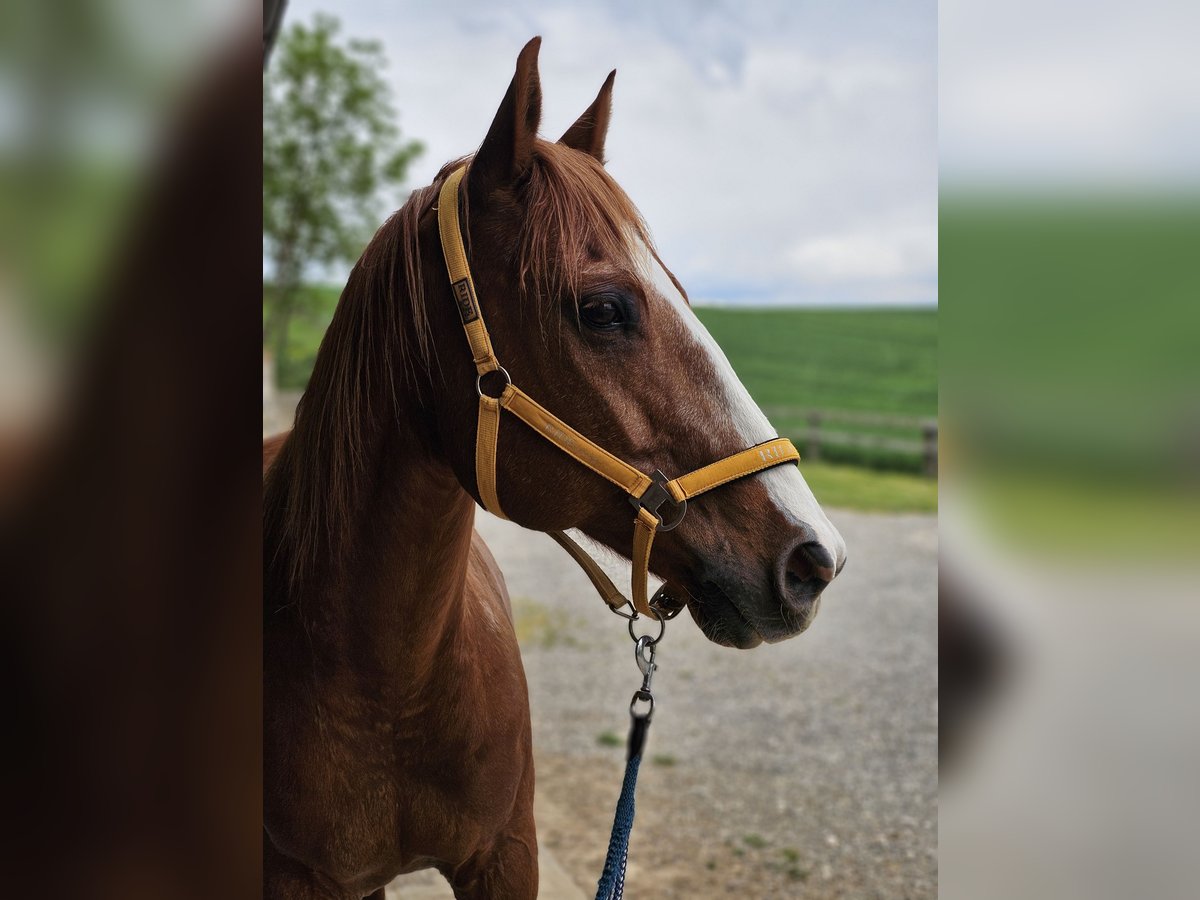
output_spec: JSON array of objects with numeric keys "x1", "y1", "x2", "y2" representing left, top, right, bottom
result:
[{"x1": 437, "y1": 166, "x2": 800, "y2": 619}]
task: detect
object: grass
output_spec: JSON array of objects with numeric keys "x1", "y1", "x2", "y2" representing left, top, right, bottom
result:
[
  {"x1": 723, "y1": 835, "x2": 811, "y2": 884},
  {"x1": 695, "y1": 307, "x2": 936, "y2": 418},
  {"x1": 786, "y1": 864, "x2": 810, "y2": 882},
  {"x1": 802, "y1": 461, "x2": 937, "y2": 514},
  {"x1": 596, "y1": 731, "x2": 622, "y2": 748},
  {"x1": 698, "y1": 307, "x2": 937, "y2": 474}
]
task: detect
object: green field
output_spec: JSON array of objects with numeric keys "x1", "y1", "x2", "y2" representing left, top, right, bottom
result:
[
  {"x1": 795, "y1": 461, "x2": 937, "y2": 514},
  {"x1": 696, "y1": 307, "x2": 937, "y2": 472},
  {"x1": 695, "y1": 307, "x2": 937, "y2": 415},
  {"x1": 700, "y1": 309, "x2": 940, "y2": 508}
]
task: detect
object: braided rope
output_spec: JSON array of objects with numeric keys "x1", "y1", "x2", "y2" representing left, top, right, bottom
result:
[{"x1": 595, "y1": 752, "x2": 643, "y2": 900}]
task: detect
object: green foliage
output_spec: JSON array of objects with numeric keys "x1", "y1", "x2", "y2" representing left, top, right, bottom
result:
[
  {"x1": 263, "y1": 282, "x2": 340, "y2": 388},
  {"x1": 263, "y1": 13, "x2": 422, "y2": 367}
]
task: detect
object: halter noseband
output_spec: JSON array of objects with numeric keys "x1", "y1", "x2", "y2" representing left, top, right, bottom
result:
[{"x1": 437, "y1": 165, "x2": 800, "y2": 619}]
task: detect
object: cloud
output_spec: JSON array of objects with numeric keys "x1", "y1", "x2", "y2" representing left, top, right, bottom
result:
[
  {"x1": 940, "y1": 0, "x2": 1200, "y2": 184},
  {"x1": 282, "y1": 0, "x2": 937, "y2": 306},
  {"x1": 789, "y1": 231, "x2": 923, "y2": 282}
]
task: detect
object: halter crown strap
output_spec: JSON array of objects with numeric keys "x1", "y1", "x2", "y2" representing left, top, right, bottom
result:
[
  {"x1": 437, "y1": 168, "x2": 500, "y2": 376},
  {"x1": 437, "y1": 165, "x2": 800, "y2": 618}
]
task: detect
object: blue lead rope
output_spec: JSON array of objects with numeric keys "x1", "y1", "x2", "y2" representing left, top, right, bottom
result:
[
  {"x1": 594, "y1": 751, "x2": 643, "y2": 900},
  {"x1": 595, "y1": 637, "x2": 656, "y2": 900}
]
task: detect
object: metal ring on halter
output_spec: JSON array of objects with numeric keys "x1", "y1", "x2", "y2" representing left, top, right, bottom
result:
[
  {"x1": 475, "y1": 366, "x2": 511, "y2": 399},
  {"x1": 628, "y1": 610, "x2": 666, "y2": 645}
]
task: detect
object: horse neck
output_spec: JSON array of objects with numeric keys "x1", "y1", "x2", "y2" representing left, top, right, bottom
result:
[
  {"x1": 268, "y1": 422, "x2": 479, "y2": 678},
  {"x1": 331, "y1": 427, "x2": 479, "y2": 675}
]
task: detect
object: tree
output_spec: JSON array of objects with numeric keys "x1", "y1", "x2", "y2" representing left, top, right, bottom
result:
[{"x1": 263, "y1": 13, "x2": 422, "y2": 386}]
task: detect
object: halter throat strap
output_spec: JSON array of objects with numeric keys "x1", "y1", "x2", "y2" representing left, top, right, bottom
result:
[{"x1": 436, "y1": 165, "x2": 800, "y2": 619}]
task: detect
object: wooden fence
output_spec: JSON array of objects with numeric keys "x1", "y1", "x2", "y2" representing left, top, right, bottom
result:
[{"x1": 762, "y1": 407, "x2": 938, "y2": 476}]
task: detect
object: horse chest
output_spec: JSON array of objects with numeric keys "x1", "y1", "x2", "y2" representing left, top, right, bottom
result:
[{"x1": 266, "y1": 648, "x2": 532, "y2": 879}]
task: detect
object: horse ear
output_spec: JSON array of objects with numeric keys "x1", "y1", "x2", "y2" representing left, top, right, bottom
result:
[
  {"x1": 470, "y1": 36, "x2": 543, "y2": 199},
  {"x1": 559, "y1": 70, "x2": 615, "y2": 163}
]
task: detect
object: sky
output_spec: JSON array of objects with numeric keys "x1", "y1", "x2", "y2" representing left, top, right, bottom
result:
[
  {"x1": 940, "y1": 0, "x2": 1200, "y2": 188},
  {"x1": 284, "y1": 0, "x2": 937, "y2": 307}
]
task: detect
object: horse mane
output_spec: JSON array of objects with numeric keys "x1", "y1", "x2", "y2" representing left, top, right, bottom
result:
[{"x1": 264, "y1": 141, "x2": 651, "y2": 599}]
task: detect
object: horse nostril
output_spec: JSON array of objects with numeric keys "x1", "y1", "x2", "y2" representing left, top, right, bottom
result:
[{"x1": 787, "y1": 540, "x2": 837, "y2": 586}]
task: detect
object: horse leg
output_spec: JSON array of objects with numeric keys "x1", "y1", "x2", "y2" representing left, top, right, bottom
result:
[
  {"x1": 443, "y1": 768, "x2": 539, "y2": 900},
  {"x1": 264, "y1": 831, "x2": 353, "y2": 900},
  {"x1": 442, "y1": 829, "x2": 538, "y2": 900}
]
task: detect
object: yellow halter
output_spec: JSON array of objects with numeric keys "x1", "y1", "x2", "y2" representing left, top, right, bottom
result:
[{"x1": 437, "y1": 165, "x2": 800, "y2": 620}]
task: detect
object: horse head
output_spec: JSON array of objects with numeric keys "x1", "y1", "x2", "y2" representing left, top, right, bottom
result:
[{"x1": 423, "y1": 38, "x2": 846, "y2": 648}]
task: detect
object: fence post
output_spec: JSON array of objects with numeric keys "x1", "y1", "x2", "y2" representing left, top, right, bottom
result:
[
  {"x1": 807, "y1": 412, "x2": 822, "y2": 462},
  {"x1": 922, "y1": 420, "x2": 938, "y2": 476}
]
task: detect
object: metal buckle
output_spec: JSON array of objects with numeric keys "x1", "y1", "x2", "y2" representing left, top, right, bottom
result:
[
  {"x1": 650, "y1": 585, "x2": 686, "y2": 620},
  {"x1": 629, "y1": 470, "x2": 687, "y2": 531}
]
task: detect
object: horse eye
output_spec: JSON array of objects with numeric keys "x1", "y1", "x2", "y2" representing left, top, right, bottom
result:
[{"x1": 579, "y1": 296, "x2": 626, "y2": 331}]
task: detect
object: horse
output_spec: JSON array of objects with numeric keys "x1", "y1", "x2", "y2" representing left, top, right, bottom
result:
[{"x1": 263, "y1": 37, "x2": 846, "y2": 900}]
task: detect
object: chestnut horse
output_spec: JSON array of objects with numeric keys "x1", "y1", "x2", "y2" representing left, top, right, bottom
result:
[{"x1": 264, "y1": 38, "x2": 846, "y2": 900}]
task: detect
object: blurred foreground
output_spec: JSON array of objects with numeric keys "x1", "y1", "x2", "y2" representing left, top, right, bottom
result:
[
  {"x1": 0, "y1": 4, "x2": 260, "y2": 899},
  {"x1": 940, "y1": 0, "x2": 1200, "y2": 895}
]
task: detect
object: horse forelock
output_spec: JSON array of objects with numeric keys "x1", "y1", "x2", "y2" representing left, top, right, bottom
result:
[{"x1": 517, "y1": 140, "x2": 650, "y2": 306}]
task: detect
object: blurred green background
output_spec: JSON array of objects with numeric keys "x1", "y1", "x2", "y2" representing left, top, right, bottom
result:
[{"x1": 941, "y1": 191, "x2": 1200, "y2": 556}]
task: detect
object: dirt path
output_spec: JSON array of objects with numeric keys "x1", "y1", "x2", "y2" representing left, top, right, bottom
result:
[{"x1": 392, "y1": 508, "x2": 937, "y2": 898}]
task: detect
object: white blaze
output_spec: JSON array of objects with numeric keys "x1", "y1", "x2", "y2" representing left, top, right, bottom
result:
[{"x1": 633, "y1": 239, "x2": 847, "y2": 566}]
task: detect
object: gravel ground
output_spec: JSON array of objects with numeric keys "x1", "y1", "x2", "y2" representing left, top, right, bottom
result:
[{"x1": 460, "y1": 507, "x2": 938, "y2": 899}]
